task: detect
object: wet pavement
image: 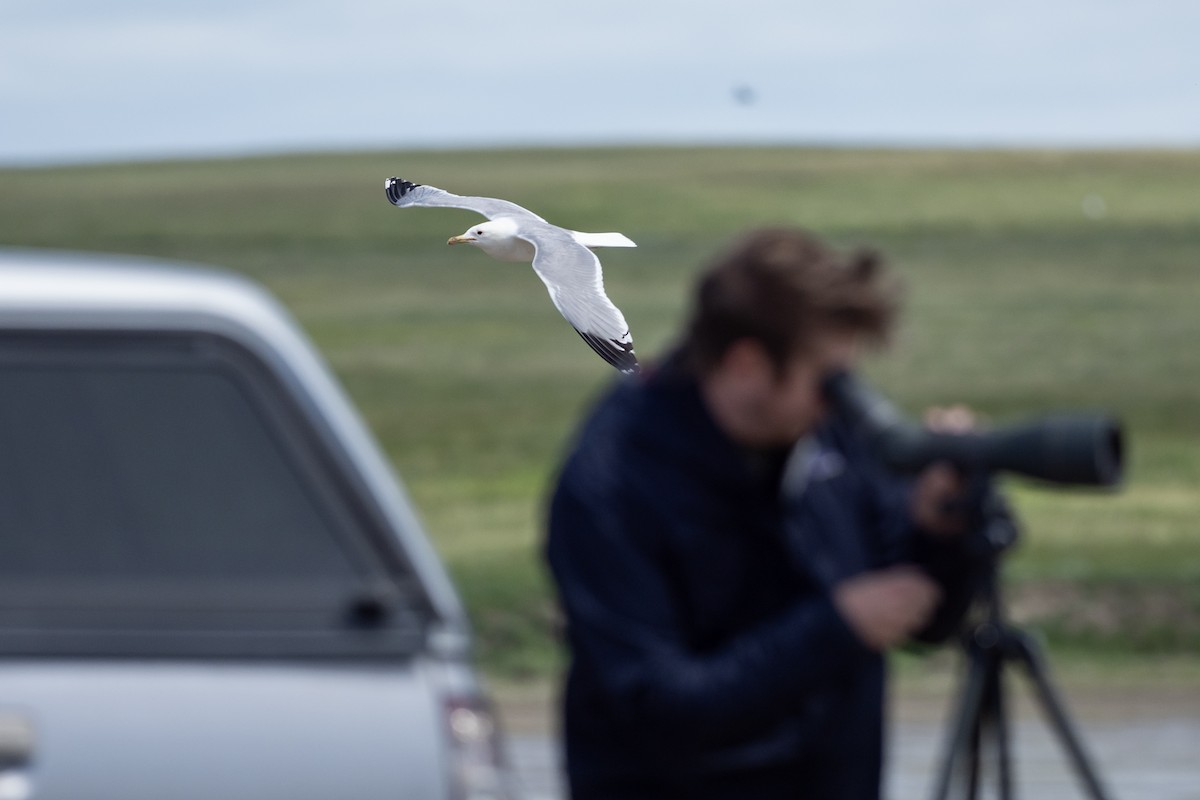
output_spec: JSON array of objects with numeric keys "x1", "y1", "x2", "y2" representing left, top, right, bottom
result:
[
  {"x1": 497, "y1": 671, "x2": 1200, "y2": 800},
  {"x1": 507, "y1": 719, "x2": 1200, "y2": 799},
  {"x1": 886, "y1": 716, "x2": 1200, "y2": 800}
]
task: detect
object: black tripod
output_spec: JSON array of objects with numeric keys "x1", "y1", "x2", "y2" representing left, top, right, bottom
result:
[{"x1": 930, "y1": 493, "x2": 1114, "y2": 800}]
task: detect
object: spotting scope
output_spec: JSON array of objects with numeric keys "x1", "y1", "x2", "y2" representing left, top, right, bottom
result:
[{"x1": 822, "y1": 371, "x2": 1124, "y2": 487}]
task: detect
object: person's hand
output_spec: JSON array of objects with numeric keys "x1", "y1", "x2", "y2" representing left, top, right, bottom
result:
[
  {"x1": 922, "y1": 404, "x2": 975, "y2": 433},
  {"x1": 912, "y1": 462, "x2": 970, "y2": 536},
  {"x1": 910, "y1": 404, "x2": 979, "y2": 537},
  {"x1": 832, "y1": 566, "x2": 942, "y2": 651}
]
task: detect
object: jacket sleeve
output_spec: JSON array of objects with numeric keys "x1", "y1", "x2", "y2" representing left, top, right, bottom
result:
[{"x1": 546, "y1": 468, "x2": 870, "y2": 746}]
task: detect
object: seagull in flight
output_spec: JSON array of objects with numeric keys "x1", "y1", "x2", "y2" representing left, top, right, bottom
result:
[{"x1": 385, "y1": 177, "x2": 640, "y2": 374}]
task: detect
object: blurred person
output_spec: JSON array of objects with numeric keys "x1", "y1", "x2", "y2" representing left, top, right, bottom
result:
[{"x1": 545, "y1": 228, "x2": 984, "y2": 799}]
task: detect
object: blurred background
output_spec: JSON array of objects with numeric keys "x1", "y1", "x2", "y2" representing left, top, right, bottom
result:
[{"x1": 2, "y1": 0, "x2": 1197, "y2": 699}]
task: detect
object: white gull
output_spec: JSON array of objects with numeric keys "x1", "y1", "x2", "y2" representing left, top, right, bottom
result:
[{"x1": 385, "y1": 177, "x2": 639, "y2": 374}]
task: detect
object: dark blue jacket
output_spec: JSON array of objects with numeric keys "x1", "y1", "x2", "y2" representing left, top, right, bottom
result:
[{"x1": 546, "y1": 363, "x2": 978, "y2": 799}]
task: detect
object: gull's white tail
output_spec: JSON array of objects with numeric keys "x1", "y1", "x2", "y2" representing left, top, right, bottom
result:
[{"x1": 571, "y1": 231, "x2": 637, "y2": 249}]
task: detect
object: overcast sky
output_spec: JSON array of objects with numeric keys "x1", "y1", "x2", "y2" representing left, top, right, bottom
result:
[{"x1": 3, "y1": 0, "x2": 1198, "y2": 164}]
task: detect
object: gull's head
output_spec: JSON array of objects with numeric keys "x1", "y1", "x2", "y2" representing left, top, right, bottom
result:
[
  {"x1": 447, "y1": 218, "x2": 531, "y2": 262},
  {"x1": 448, "y1": 219, "x2": 507, "y2": 247}
]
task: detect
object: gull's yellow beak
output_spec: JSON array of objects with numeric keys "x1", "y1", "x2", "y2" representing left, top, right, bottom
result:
[{"x1": 447, "y1": 235, "x2": 474, "y2": 245}]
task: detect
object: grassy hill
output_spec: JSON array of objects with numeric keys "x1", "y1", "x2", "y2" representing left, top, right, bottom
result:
[{"x1": 2, "y1": 146, "x2": 1197, "y2": 673}]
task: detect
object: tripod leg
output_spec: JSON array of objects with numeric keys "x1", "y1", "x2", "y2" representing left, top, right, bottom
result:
[
  {"x1": 932, "y1": 647, "x2": 991, "y2": 800},
  {"x1": 1010, "y1": 631, "x2": 1113, "y2": 800},
  {"x1": 965, "y1": 665, "x2": 1002, "y2": 800},
  {"x1": 989, "y1": 656, "x2": 1014, "y2": 800},
  {"x1": 967, "y1": 656, "x2": 1018, "y2": 800}
]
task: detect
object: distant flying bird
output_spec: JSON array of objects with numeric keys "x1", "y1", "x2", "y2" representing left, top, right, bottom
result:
[
  {"x1": 732, "y1": 84, "x2": 757, "y2": 106},
  {"x1": 385, "y1": 177, "x2": 640, "y2": 374}
]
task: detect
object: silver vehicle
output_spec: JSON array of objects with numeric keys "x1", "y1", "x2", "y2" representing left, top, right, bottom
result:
[{"x1": 0, "y1": 249, "x2": 517, "y2": 800}]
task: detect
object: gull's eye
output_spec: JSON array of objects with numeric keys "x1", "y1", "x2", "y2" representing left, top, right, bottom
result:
[{"x1": 476, "y1": 230, "x2": 484, "y2": 235}]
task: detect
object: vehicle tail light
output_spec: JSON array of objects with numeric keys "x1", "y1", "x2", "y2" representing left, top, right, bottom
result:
[{"x1": 444, "y1": 695, "x2": 519, "y2": 800}]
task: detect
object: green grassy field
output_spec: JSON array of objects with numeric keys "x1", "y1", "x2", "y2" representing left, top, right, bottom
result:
[{"x1": 2, "y1": 147, "x2": 1197, "y2": 674}]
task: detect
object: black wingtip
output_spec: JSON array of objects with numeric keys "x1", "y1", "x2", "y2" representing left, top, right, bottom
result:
[
  {"x1": 385, "y1": 177, "x2": 422, "y2": 205},
  {"x1": 577, "y1": 330, "x2": 640, "y2": 375}
]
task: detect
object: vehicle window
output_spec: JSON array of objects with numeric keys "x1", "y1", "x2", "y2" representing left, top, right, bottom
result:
[{"x1": 0, "y1": 332, "x2": 424, "y2": 656}]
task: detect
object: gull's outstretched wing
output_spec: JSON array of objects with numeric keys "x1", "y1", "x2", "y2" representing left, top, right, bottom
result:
[
  {"x1": 521, "y1": 227, "x2": 639, "y2": 374},
  {"x1": 385, "y1": 177, "x2": 545, "y2": 222}
]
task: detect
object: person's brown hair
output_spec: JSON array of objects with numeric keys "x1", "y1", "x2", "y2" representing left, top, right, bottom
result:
[{"x1": 680, "y1": 228, "x2": 901, "y2": 375}]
